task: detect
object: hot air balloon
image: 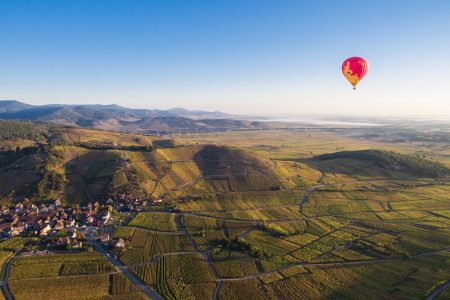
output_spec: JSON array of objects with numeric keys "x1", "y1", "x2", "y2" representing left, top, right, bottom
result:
[{"x1": 342, "y1": 57, "x2": 368, "y2": 89}]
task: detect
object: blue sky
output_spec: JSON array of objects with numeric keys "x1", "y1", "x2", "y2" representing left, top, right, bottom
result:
[{"x1": 1, "y1": 0, "x2": 450, "y2": 116}]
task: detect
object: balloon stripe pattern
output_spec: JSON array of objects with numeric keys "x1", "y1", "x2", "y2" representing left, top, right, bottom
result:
[{"x1": 342, "y1": 57, "x2": 368, "y2": 89}]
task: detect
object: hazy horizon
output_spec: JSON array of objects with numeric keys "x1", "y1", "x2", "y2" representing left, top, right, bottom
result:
[
  {"x1": 2, "y1": 1, "x2": 450, "y2": 117},
  {"x1": 3, "y1": 98, "x2": 450, "y2": 120}
]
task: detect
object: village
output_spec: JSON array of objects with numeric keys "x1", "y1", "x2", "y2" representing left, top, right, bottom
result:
[{"x1": 0, "y1": 194, "x2": 169, "y2": 253}]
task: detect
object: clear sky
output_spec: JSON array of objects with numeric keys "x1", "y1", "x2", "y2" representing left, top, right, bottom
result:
[{"x1": 1, "y1": 0, "x2": 450, "y2": 117}]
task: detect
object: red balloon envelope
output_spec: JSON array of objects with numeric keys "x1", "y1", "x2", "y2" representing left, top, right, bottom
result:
[{"x1": 342, "y1": 57, "x2": 368, "y2": 89}]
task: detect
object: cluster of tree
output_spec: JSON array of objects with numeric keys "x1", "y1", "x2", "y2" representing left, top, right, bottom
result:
[
  {"x1": 270, "y1": 185, "x2": 282, "y2": 191},
  {"x1": 75, "y1": 142, "x2": 153, "y2": 152},
  {"x1": 37, "y1": 171, "x2": 66, "y2": 197},
  {"x1": 43, "y1": 144, "x2": 65, "y2": 166},
  {"x1": 315, "y1": 149, "x2": 450, "y2": 177},
  {"x1": 0, "y1": 146, "x2": 39, "y2": 166},
  {"x1": 257, "y1": 223, "x2": 303, "y2": 237},
  {"x1": 211, "y1": 237, "x2": 273, "y2": 259},
  {"x1": 152, "y1": 139, "x2": 175, "y2": 148},
  {"x1": 348, "y1": 239, "x2": 392, "y2": 257},
  {"x1": 0, "y1": 120, "x2": 51, "y2": 143},
  {"x1": 36, "y1": 144, "x2": 66, "y2": 198}
]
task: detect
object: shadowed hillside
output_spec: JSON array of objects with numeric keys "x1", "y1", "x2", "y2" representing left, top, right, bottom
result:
[{"x1": 314, "y1": 150, "x2": 450, "y2": 178}]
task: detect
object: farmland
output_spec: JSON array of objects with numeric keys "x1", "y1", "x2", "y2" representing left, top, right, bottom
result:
[
  {"x1": 7, "y1": 253, "x2": 148, "y2": 300},
  {"x1": 0, "y1": 123, "x2": 449, "y2": 299},
  {"x1": 111, "y1": 129, "x2": 450, "y2": 299}
]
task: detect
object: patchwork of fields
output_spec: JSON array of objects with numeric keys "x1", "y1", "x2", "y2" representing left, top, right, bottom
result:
[
  {"x1": 1, "y1": 127, "x2": 449, "y2": 299},
  {"x1": 105, "y1": 130, "x2": 450, "y2": 299},
  {"x1": 117, "y1": 179, "x2": 449, "y2": 299}
]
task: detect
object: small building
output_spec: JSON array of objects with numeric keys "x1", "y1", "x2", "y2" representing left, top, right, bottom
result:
[
  {"x1": 100, "y1": 234, "x2": 110, "y2": 243},
  {"x1": 115, "y1": 238, "x2": 126, "y2": 248},
  {"x1": 72, "y1": 241, "x2": 83, "y2": 249},
  {"x1": 66, "y1": 219, "x2": 75, "y2": 227},
  {"x1": 57, "y1": 237, "x2": 70, "y2": 246},
  {"x1": 67, "y1": 229, "x2": 77, "y2": 239},
  {"x1": 55, "y1": 220, "x2": 65, "y2": 231},
  {"x1": 40, "y1": 224, "x2": 52, "y2": 236}
]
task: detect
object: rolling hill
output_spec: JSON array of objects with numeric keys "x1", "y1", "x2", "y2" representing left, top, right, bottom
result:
[
  {"x1": 1, "y1": 120, "x2": 448, "y2": 207},
  {"x1": 0, "y1": 100, "x2": 273, "y2": 133},
  {"x1": 314, "y1": 149, "x2": 450, "y2": 178},
  {"x1": 0, "y1": 121, "x2": 315, "y2": 205}
]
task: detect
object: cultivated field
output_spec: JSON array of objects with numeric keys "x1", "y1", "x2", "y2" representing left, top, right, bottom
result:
[
  {"x1": 7, "y1": 252, "x2": 148, "y2": 300},
  {"x1": 111, "y1": 129, "x2": 450, "y2": 299},
  {"x1": 1, "y1": 124, "x2": 449, "y2": 299}
]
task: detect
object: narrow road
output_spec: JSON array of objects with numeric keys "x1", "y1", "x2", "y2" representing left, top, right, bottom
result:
[
  {"x1": 213, "y1": 281, "x2": 222, "y2": 300},
  {"x1": 1, "y1": 256, "x2": 14, "y2": 300},
  {"x1": 89, "y1": 238, "x2": 163, "y2": 300},
  {"x1": 425, "y1": 279, "x2": 450, "y2": 300}
]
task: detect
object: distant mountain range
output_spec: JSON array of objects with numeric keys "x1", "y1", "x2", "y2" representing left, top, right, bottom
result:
[{"x1": 0, "y1": 100, "x2": 274, "y2": 133}]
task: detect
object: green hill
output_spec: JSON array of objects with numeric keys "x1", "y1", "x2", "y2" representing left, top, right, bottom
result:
[{"x1": 314, "y1": 149, "x2": 450, "y2": 178}]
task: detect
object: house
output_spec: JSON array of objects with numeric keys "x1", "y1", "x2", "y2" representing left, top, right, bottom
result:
[
  {"x1": 11, "y1": 226, "x2": 23, "y2": 236},
  {"x1": 72, "y1": 241, "x2": 83, "y2": 249},
  {"x1": 0, "y1": 223, "x2": 11, "y2": 236},
  {"x1": 66, "y1": 219, "x2": 75, "y2": 227},
  {"x1": 67, "y1": 230, "x2": 77, "y2": 239},
  {"x1": 115, "y1": 238, "x2": 126, "y2": 248},
  {"x1": 100, "y1": 233, "x2": 110, "y2": 242},
  {"x1": 57, "y1": 237, "x2": 70, "y2": 246},
  {"x1": 55, "y1": 220, "x2": 65, "y2": 231},
  {"x1": 102, "y1": 211, "x2": 111, "y2": 222},
  {"x1": 40, "y1": 224, "x2": 52, "y2": 236}
]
